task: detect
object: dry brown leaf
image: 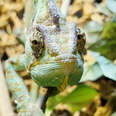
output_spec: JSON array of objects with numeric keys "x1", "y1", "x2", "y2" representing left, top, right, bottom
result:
[
  {"x1": 91, "y1": 13, "x2": 105, "y2": 24},
  {"x1": 83, "y1": 3, "x2": 96, "y2": 17},
  {"x1": 0, "y1": 15, "x2": 9, "y2": 27},
  {"x1": 5, "y1": 44, "x2": 24, "y2": 57},
  {"x1": 0, "y1": 31, "x2": 18, "y2": 46}
]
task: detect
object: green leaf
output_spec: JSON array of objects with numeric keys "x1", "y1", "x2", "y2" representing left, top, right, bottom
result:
[
  {"x1": 106, "y1": 0, "x2": 116, "y2": 13},
  {"x1": 84, "y1": 21, "x2": 103, "y2": 45},
  {"x1": 102, "y1": 21, "x2": 116, "y2": 40},
  {"x1": 46, "y1": 85, "x2": 98, "y2": 113},
  {"x1": 84, "y1": 21, "x2": 103, "y2": 33},
  {"x1": 46, "y1": 94, "x2": 63, "y2": 110},
  {"x1": 95, "y1": 3, "x2": 112, "y2": 16},
  {"x1": 86, "y1": 32, "x2": 102, "y2": 45},
  {"x1": 80, "y1": 62, "x2": 103, "y2": 82},
  {"x1": 112, "y1": 112, "x2": 116, "y2": 116},
  {"x1": 66, "y1": 103, "x2": 89, "y2": 112},
  {"x1": 89, "y1": 51, "x2": 116, "y2": 81},
  {"x1": 89, "y1": 21, "x2": 116, "y2": 60},
  {"x1": 34, "y1": 0, "x2": 38, "y2": 6},
  {"x1": 89, "y1": 39, "x2": 116, "y2": 60},
  {"x1": 62, "y1": 85, "x2": 97, "y2": 104}
]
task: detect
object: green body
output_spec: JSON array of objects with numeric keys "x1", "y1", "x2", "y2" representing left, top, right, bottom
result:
[{"x1": 5, "y1": 0, "x2": 85, "y2": 115}]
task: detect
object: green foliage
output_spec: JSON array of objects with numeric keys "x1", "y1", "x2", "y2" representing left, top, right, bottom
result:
[
  {"x1": 106, "y1": 0, "x2": 116, "y2": 13},
  {"x1": 81, "y1": 51, "x2": 116, "y2": 81},
  {"x1": 102, "y1": 21, "x2": 116, "y2": 40},
  {"x1": 95, "y1": 3, "x2": 112, "y2": 16},
  {"x1": 112, "y1": 112, "x2": 116, "y2": 116},
  {"x1": 84, "y1": 21, "x2": 103, "y2": 45},
  {"x1": 34, "y1": 0, "x2": 38, "y2": 6},
  {"x1": 89, "y1": 51, "x2": 116, "y2": 81},
  {"x1": 46, "y1": 85, "x2": 98, "y2": 114},
  {"x1": 80, "y1": 62, "x2": 103, "y2": 82},
  {"x1": 89, "y1": 21, "x2": 116, "y2": 60}
]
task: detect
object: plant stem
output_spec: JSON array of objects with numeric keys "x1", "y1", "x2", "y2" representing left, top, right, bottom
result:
[
  {"x1": 61, "y1": 0, "x2": 71, "y2": 17},
  {"x1": 0, "y1": 60, "x2": 15, "y2": 116},
  {"x1": 38, "y1": 87, "x2": 58, "y2": 112}
]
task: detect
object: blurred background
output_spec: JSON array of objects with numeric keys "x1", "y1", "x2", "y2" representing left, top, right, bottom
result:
[{"x1": 0, "y1": 0, "x2": 116, "y2": 116}]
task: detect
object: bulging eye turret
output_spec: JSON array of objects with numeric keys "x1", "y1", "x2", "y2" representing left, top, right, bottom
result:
[
  {"x1": 31, "y1": 40, "x2": 38, "y2": 45},
  {"x1": 30, "y1": 31, "x2": 44, "y2": 58},
  {"x1": 77, "y1": 29, "x2": 86, "y2": 55}
]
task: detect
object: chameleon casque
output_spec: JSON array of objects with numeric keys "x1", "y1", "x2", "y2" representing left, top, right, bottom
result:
[{"x1": 5, "y1": 0, "x2": 86, "y2": 115}]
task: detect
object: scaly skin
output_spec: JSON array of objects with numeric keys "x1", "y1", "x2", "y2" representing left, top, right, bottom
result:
[{"x1": 5, "y1": 0, "x2": 86, "y2": 115}]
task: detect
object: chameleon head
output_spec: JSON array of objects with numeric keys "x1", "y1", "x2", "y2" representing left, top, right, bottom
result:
[
  {"x1": 28, "y1": 0, "x2": 86, "y2": 87},
  {"x1": 29, "y1": 22, "x2": 86, "y2": 87}
]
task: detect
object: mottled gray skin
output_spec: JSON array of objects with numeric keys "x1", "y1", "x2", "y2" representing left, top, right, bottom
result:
[{"x1": 5, "y1": 0, "x2": 86, "y2": 115}]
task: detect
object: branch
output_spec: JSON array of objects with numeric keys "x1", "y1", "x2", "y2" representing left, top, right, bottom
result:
[
  {"x1": 0, "y1": 60, "x2": 15, "y2": 116},
  {"x1": 61, "y1": 0, "x2": 71, "y2": 17}
]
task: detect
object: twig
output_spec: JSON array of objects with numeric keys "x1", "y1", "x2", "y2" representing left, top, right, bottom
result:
[
  {"x1": 24, "y1": 0, "x2": 33, "y2": 28},
  {"x1": 0, "y1": 60, "x2": 15, "y2": 116},
  {"x1": 38, "y1": 87, "x2": 48, "y2": 112},
  {"x1": 61, "y1": 0, "x2": 71, "y2": 17},
  {"x1": 38, "y1": 87, "x2": 58, "y2": 112}
]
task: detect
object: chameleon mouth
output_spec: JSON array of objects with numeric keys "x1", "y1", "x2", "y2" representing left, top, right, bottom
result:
[
  {"x1": 55, "y1": 54, "x2": 77, "y2": 63},
  {"x1": 30, "y1": 53, "x2": 83, "y2": 87}
]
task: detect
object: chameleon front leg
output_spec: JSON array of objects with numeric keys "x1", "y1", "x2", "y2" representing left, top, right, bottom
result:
[{"x1": 5, "y1": 54, "x2": 44, "y2": 116}]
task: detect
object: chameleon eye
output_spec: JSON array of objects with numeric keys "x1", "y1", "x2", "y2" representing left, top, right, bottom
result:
[
  {"x1": 31, "y1": 39, "x2": 44, "y2": 58},
  {"x1": 77, "y1": 34, "x2": 83, "y2": 40},
  {"x1": 32, "y1": 40, "x2": 38, "y2": 45},
  {"x1": 30, "y1": 30, "x2": 44, "y2": 58},
  {"x1": 77, "y1": 30, "x2": 86, "y2": 55}
]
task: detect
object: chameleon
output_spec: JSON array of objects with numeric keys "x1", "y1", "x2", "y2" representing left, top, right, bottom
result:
[{"x1": 5, "y1": 0, "x2": 86, "y2": 115}]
